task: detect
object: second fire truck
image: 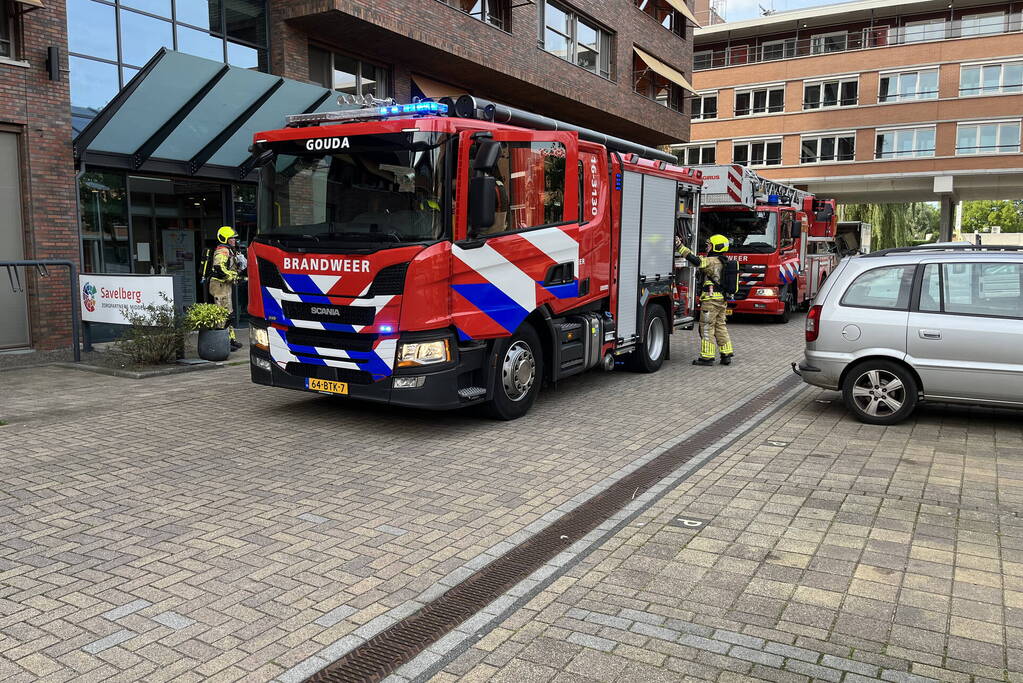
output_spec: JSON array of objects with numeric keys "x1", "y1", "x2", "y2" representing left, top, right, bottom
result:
[{"x1": 695, "y1": 164, "x2": 839, "y2": 323}]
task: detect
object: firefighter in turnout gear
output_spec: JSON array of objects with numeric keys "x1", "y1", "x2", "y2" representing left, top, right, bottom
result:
[
  {"x1": 677, "y1": 234, "x2": 734, "y2": 366},
  {"x1": 208, "y1": 226, "x2": 244, "y2": 351}
]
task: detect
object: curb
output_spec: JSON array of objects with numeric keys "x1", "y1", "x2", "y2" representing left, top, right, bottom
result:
[{"x1": 54, "y1": 361, "x2": 226, "y2": 380}]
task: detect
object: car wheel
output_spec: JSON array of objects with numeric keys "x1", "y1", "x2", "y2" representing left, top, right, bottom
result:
[
  {"x1": 842, "y1": 360, "x2": 918, "y2": 425},
  {"x1": 485, "y1": 323, "x2": 544, "y2": 420},
  {"x1": 627, "y1": 303, "x2": 668, "y2": 373}
]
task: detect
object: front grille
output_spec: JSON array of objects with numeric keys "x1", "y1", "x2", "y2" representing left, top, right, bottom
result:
[
  {"x1": 282, "y1": 301, "x2": 374, "y2": 326},
  {"x1": 368, "y1": 262, "x2": 409, "y2": 296},
  {"x1": 284, "y1": 363, "x2": 375, "y2": 385},
  {"x1": 285, "y1": 328, "x2": 378, "y2": 352}
]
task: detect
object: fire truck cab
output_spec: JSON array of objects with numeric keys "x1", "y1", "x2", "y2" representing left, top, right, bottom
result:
[
  {"x1": 695, "y1": 164, "x2": 838, "y2": 323},
  {"x1": 246, "y1": 96, "x2": 703, "y2": 418}
]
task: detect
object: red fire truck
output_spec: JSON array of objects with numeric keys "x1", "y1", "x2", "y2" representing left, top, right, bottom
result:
[
  {"x1": 695, "y1": 164, "x2": 839, "y2": 323},
  {"x1": 246, "y1": 96, "x2": 704, "y2": 418}
]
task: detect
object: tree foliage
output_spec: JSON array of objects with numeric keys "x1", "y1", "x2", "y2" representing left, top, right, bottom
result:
[
  {"x1": 960, "y1": 200, "x2": 1023, "y2": 233},
  {"x1": 839, "y1": 203, "x2": 915, "y2": 250}
]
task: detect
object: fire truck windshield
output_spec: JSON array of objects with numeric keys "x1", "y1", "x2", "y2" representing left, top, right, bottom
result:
[
  {"x1": 699, "y1": 210, "x2": 779, "y2": 254},
  {"x1": 257, "y1": 132, "x2": 452, "y2": 246}
]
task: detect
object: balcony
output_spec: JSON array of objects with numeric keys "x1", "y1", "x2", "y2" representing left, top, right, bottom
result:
[{"x1": 695, "y1": 15, "x2": 1023, "y2": 70}]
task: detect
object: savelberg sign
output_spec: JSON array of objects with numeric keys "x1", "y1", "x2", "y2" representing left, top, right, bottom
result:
[{"x1": 79, "y1": 274, "x2": 175, "y2": 324}]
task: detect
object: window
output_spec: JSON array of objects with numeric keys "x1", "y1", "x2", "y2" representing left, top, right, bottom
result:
[
  {"x1": 1, "y1": 0, "x2": 15, "y2": 59},
  {"x1": 811, "y1": 31, "x2": 848, "y2": 54},
  {"x1": 542, "y1": 2, "x2": 612, "y2": 79},
  {"x1": 956, "y1": 121, "x2": 1021, "y2": 155},
  {"x1": 733, "y1": 139, "x2": 782, "y2": 167},
  {"x1": 443, "y1": 0, "x2": 510, "y2": 30},
  {"x1": 800, "y1": 134, "x2": 855, "y2": 164},
  {"x1": 960, "y1": 61, "x2": 1023, "y2": 96},
  {"x1": 761, "y1": 38, "x2": 796, "y2": 61},
  {"x1": 960, "y1": 11, "x2": 1004, "y2": 37},
  {"x1": 878, "y1": 69, "x2": 939, "y2": 102},
  {"x1": 634, "y1": 0, "x2": 686, "y2": 37},
  {"x1": 632, "y1": 51, "x2": 685, "y2": 112},
  {"x1": 921, "y1": 263, "x2": 1023, "y2": 318},
  {"x1": 875, "y1": 127, "x2": 936, "y2": 158},
  {"x1": 309, "y1": 46, "x2": 390, "y2": 99},
  {"x1": 694, "y1": 50, "x2": 713, "y2": 70},
  {"x1": 734, "y1": 86, "x2": 784, "y2": 116},
  {"x1": 676, "y1": 145, "x2": 716, "y2": 165},
  {"x1": 803, "y1": 78, "x2": 858, "y2": 109},
  {"x1": 478, "y1": 141, "x2": 567, "y2": 235},
  {"x1": 840, "y1": 265, "x2": 915, "y2": 310},
  {"x1": 901, "y1": 18, "x2": 945, "y2": 43},
  {"x1": 691, "y1": 92, "x2": 717, "y2": 120}
]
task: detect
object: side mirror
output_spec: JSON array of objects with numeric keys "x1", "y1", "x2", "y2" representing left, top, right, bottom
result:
[
  {"x1": 790, "y1": 221, "x2": 802, "y2": 240},
  {"x1": 468, "y1": 176, "x2": 497, "y2": 234},
  {"x1": 471, "y1": 140, "x2": 502, "y2": 172}
]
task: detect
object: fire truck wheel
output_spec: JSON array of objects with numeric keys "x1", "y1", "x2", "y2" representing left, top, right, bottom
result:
[
  {"x1": 485, "y1": 323, "x2": 544, "y2": 420},
  {"x1": 627, "y1": 303, "x2": 668, "y2": 373},
  {"x1": 774, "y1": 288, "x2": 792, "y2": 324}
]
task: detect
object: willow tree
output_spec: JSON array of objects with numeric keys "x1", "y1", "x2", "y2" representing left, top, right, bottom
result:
[{"x1": 839, "y1": 203, "x2": 916, "y2": 251}]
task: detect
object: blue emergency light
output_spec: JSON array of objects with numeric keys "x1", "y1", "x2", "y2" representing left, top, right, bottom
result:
[
  {"x1": 767, "y1": 194, "x2": 780, "y2": 204},
  {"x1": 287, "y1": 101, "x2": 448, "y2": 126}
]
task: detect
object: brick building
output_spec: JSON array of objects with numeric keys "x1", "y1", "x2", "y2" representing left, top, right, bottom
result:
[
  {"x1": 1, "y1": 0, "x2": 698, "y2": 352},
  {"x1": 683, "y1": 0, "x2": 1023, "y2": 239}
]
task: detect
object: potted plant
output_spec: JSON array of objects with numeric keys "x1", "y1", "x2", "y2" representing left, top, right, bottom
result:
[{"x1": 185, "y1": 303, "x2": 231, "y2": 361}]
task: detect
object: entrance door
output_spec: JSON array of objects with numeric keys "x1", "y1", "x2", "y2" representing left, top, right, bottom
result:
[{"x1": 0, "y1": 131, "x2": 29, "y2": 348}]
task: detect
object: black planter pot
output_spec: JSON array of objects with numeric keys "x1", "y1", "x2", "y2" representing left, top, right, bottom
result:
[{"x1": 197, "y1": 328, "x2": 231, "y2": 361}]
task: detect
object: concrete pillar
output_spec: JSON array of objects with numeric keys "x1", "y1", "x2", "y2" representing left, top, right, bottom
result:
[{"x1": 939, "y1": 194, "x2": 956, "y2": 242}]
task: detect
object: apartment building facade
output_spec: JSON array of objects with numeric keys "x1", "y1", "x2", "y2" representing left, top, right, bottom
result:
[
  {"x1": 1, "y1": 0, "x2": 697, "y2": 352},
  {"x1": 683, "y1": 0, "x2": 1023, "y2": 238}
]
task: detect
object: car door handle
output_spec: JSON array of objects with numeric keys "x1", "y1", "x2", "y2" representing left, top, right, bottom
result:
[{"x1": 919, "y1": 329, "x2": 942, "y2": 340}]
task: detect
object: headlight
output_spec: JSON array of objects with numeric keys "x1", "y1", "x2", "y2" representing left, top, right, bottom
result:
[
  {"x1": 753, "y1": 287, "x2": 778, "y2": 297},
  {"x1": 397, "y1": 339, "x2": 450, "y2": 367},
  {"x1": 251, "y1": 325, "x2": 270, "y2": 349}
]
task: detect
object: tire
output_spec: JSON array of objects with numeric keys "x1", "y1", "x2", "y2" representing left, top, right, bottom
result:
[
  {"x1": 774, "y1": 287, "x2": 792, "y2": 324},
  {"x1": 842, "y1": 360, "x2": 919, "y2": 425},
  {"x1": 485, "y1": 323, "x2": 544, "y2": 420},
  {"x1": 627, "y1": 303, "x2": 668, "y2": 373}
]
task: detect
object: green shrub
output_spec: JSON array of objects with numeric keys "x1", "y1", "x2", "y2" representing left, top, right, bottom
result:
[
  {"x1": 117, "y1": 295, "x2": 186, "y2": 366},
  {"x1": 184, "y1": 303, "x2": 230, "y2": 331}
]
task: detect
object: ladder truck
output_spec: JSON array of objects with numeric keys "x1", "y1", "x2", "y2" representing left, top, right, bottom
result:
[
  {"x1": 694, "y1": 164, "x2": 838, "y2": 323},
  {"x1": 245, "y1": 95, "x2": 705, "y2": 419}
]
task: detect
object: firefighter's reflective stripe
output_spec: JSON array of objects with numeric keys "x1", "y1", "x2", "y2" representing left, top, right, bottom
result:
[
  {"x1": 698, "y1": 298, "x2": 732, "y2": 360},
  {"x1": 212, "y1": 245, "x2": 238, "y2": 283}
]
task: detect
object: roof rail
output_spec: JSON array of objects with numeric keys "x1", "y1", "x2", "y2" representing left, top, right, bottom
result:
[{"x1": 863, "y1": 243, "x2": 1023, "y2": 257}]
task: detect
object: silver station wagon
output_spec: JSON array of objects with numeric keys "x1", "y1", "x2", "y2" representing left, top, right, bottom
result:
[{"x1": 794, "y1": 245, "x2": 1023, "y2": 424}]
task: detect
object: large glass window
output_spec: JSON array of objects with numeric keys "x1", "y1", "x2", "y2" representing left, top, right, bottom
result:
[
  {"x1": 0, "y1": 1, "x2": 12, "y2": 58},
  {"x1": 960, "y1": 60, "x2": 1023, "y2": 96},
  {"x1": 811, "y1": 31, "x2": 848, "y2": 54},
  {"x1": 803, "y1": 78, "x2": 857, "y2": 109},
  {"x1": 691, "y1": 93, "x2": 717, "y2": 120},
  {"x1": 875, "y1": 127, "x2": 935, "y2": 159},
  {"x1": 634, "y1": 0, "x2": 686, "y2": 37},
  {"x1": 878, "y1": 69, "x2": 939, "y2": 102},
  {"x1": 632, "y1": 51, "x2": 685, "y2": 112},
  {"x1": 840, "y1": 266, "x2": 915, "y2": 310},
  {"x1": 542, "y1": 2, "x2": 612, "y2": 79},
  {"x1": 901, "y1": 18, "x2": 945, "y2": 43},
  {"x1": 80, "y1": 171, "x2": 131, "y2": 274},
  {"x1": 733, "y1": 139, "x2": 782, "y2": 167},
  {"x1": 442, "y1": 0, "x2": 510, "y2": 30},
  {"x1": 476, "y1": 141, "x2": 567, "y2": 235},
  {"x1": 67, "y1": 0, "x2": 269, "y2": 130},
  {"x1": 698, "y1": 210, "x2": 780, "y2": 253},
  {"x1": 676, "y1": 145, "x2": 716, "y2": 165},
  {"x1": 960, "y1": 11, "x2": 1004, "y2": 37},
  {"x1": 800, "y1": 134, "x2": 855, "y2": 164},
  {"x1": 734, "y1": 87, "x2": 784, "y2": 116},
  {"x1": 923, "y1": 263, "x2": 1023, "y2": 318},
  {"x1": 956, "y1": 121, "x2": 1021, "y2": 155},
  {"x1": 308, "y1": 46, "x2": 390, "y2": 99},
  {"x1": 761, "y1": 38, "x2": 796, "y2": 61}
]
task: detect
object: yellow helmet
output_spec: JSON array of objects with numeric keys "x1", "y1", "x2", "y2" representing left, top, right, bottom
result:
[
  {"x1": 708, "y1": 234, "x2": 730, "y2": 253},
  {"x1": 217, "y1": 226, "x2": 237, "y2": 244}
]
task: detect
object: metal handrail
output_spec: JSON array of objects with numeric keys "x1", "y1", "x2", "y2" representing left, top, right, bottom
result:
[
  {"x1": 1, "y1": 260, "x2": 81, "y2": 362},
  {"x1": 696, "y1": 19, "x2": 1023, "y2": 71}
]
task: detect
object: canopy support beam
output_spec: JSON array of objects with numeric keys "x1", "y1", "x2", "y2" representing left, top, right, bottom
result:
[
  {"x1": 131, "y1": 64, "x2": 231, "y2": 170},
  {"x1": 237, "y1": 87, "x2": 333, "y2": 179},
  {"x1": 188, "y1": 77, "x2": 285, "y2": 175}
]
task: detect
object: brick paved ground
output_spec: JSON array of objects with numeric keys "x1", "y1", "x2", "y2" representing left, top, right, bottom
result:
[
  {"x1": 0, "y1": 319, "x2": 799, "y2": 682},
  {"x1": 434, "y1": 380, "x2": 1023, "y2": 682}
]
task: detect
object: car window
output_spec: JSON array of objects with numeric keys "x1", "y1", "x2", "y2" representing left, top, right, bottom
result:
[
  {"x1": 942, "y1": 262, "x2": 1022, "y2": 318},
  {"x1": 919, "y1": 264, "x2": 942, "y2": 311},
  {"x1": 840, "y1": 265, "x2": 915, "y2": 310}
]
